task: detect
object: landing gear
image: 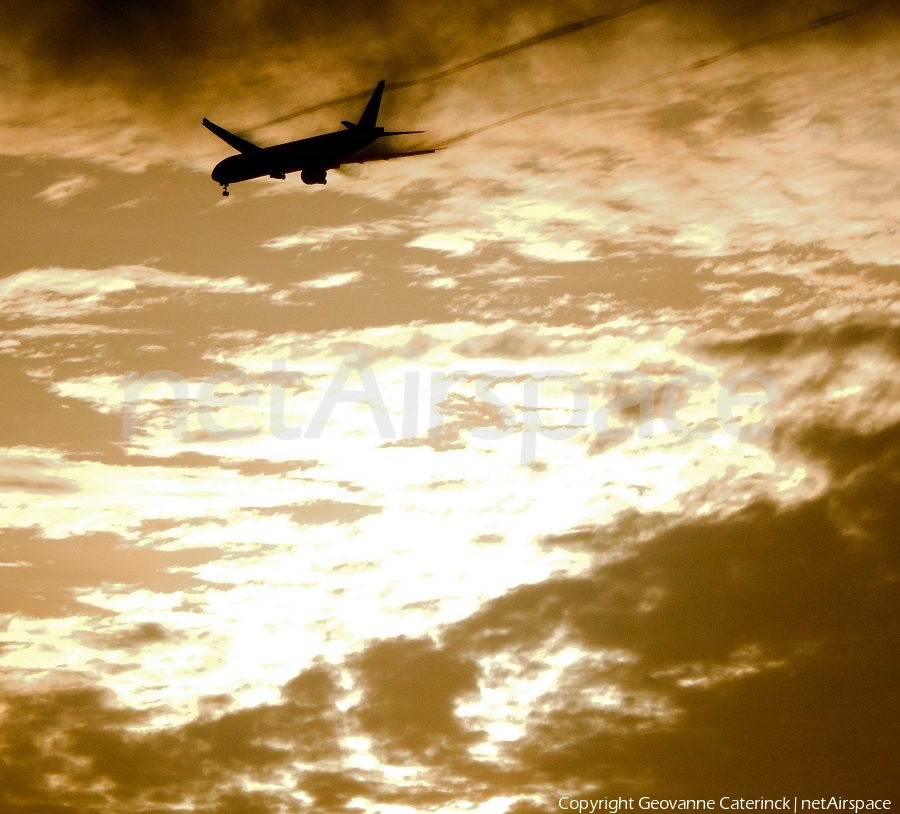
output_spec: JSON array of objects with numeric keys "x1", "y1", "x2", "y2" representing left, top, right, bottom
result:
[{"x1": 221, "y1": 184, "x2": 229, "y2": 197}]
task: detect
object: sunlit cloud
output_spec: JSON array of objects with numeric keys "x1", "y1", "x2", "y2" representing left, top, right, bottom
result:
[
  {"x1": 262, "y1": 220, "x2": 407, "y2": 251},
  {"x1": 408, "y1": 232, "x2": 479, "y2": 256},
  {"x1": 35, "y1": 174, "x2": 97, "y2": 204},
  {"x1": 296, "y1": 270, "x2": 364, "y2": 290},
  {"x1": 0, "y1": 266, "x2": 269, "y2": 320},
  {"x1": 424, "y1": 277, "x2": 458, "y2": 289}
]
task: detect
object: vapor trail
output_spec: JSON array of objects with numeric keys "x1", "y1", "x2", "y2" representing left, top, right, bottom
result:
[
  {"x1": 434, "y1": 0, "x2": 881, "y2": 147},
  {"x1": 247, "y1": 0, "x2": 667, "y2": 133}
]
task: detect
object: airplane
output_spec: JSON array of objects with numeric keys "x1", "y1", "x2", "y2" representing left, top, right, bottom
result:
[{"x1": 203, "y1": 80, "x2": 437, "y2": 196}]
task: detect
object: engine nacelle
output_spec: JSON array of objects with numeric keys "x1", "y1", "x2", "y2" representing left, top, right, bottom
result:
[{"x1": 301, "y1": 167, "x2": 328, "y2": 185}]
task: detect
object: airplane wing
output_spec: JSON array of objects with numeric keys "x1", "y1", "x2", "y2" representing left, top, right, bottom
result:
[
  {"x1": 340, "y1": 148, "x2": 442, "y2": 166},
  {"x1": 202, "y1": 118, "x2": 263, "y2": 154}
]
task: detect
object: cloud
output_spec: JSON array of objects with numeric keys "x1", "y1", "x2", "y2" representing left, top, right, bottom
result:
[
  {"x1": 0, "y1": 452, "x2": 81, "y2": 494},
  {"x1": 0, "y1": 0, "x2": 895, "y2": 289},
  {"x1": 698, "y1": 322, "x2": 900, "y2": 362},
  {"x1": 254, "y1": 500, "x2": 382, "y2": 525},
  {"x1": 1, "y1": 411, "x2": 895, "y2": 808},
  {"x1": 247, "y1": 0, "x2": 669, "y2": 130},
  {"x1": 262, "y1": 221, "x2": 406, "y2": 251},
  {"x1": 424, "y1": 276, "x2": 459, "y2": 289},
  {"x1": 435, "y1": 422, "x2": 900, "y2": 797},
  {"x1": 0, "y1": 527, "x2": 217, "y2": 617},
  {"x1": 349, "y1": 636, "x2": 480, "y2": 763},
  {"x1": 78, "y1": 621, "x2": 175, "y2": 650},
  {"x1": 0, "y1": 664, "x2": 345, "y2": 812},
  {"x1": 0, "y1": 2, "x2": 898, "y2": 808},
  {"x1": 0, "y1": 0, "x2": 895, "y2": 180},
  {"x1": 451, "y1": 324, "x2": 587, "y2": 359},
  {"x1": 35, "y1": 174, "x2": 97, "y2": 204},
  {"x1": 0, "y1": 317, "x2": 897, "y2": 806},
  {"x1": 0, "y1": 265, "x2": 269, "y2": 320},
  {"x1": 296, "y1": 271, "x2": 364, "y2": 290}
]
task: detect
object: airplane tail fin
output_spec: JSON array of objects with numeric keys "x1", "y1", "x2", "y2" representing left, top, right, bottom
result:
[{"x1": 357, "y1": 81, "x2": 385, "y2": 129}]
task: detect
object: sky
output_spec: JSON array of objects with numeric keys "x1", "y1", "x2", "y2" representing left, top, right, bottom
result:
[{"x1": 0, "y1": 0, "x2": 898, "y2": 811}]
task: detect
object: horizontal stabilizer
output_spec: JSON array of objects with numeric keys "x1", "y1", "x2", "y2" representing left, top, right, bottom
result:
[
  {"x1": 202, "y1": 118, "x2": 263, "y2": 154},
  {"x1": 341, "y1": 121, "x2": 358, "y2": 129},
  {"x1": 381, "y1": 130, "x2": 425, "y2": 136}
]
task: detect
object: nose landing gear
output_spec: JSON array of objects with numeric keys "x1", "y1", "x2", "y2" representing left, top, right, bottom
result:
[{"x1": 221, "y1": 184, "x2": 229, "y2": 197}]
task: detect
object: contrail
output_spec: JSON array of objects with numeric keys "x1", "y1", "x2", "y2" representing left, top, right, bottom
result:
[
  {"x1": 433, "y1": 0, "x2": 881, "y2": 147},
  {"x1": 246, "y1": 0, "x2": 667, "y2": 133}
]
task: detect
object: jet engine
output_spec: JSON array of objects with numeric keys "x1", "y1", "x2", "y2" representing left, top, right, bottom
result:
[{"x1": 301, "y1": 167, "x2": 328, "y2": 185}]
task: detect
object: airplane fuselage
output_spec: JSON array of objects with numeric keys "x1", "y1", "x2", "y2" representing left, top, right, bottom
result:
[{"x1": 211, "y1": 128, "x2": 381, "y2": 187}]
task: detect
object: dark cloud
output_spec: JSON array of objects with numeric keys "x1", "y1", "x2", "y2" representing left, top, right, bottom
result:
[
  {"x1": 248, "y1": 0, "x2": 668, "y2": 131},
  {"x1": 1, "y1": 0, "x2": 619, "y2": 105},
  {"x1": 695, "y1": 320, "x2": 900, "y2": 471},
  {"x1": 2, "y1": 0, "x2": 896, "y2": 157},
  {"x1": 0, "y1": 664, "x2": 346, "y2": 813},
  {"x1": 723, "y1": 97, "x2": 780, "y2": 134},
  {"x1": 437, "y1": 419, "x2": 900, "y2": 798},
  {"x1": 649, "y1": 99, "x2": 713, "y2": 142},
  {"x1": 349, "y1": 636, "x2": 481, "y2": 763},
  {"x1": 77, "y1": 621, "x2": 175, "y2": 650},
  {"x1": 436, "y1": 0, "x2": 895, "y2": 147},
  {"x1": 680, "y1": 0, "x2": 893, "y2": 44},
  {"x1": 790, "y1": 419, "x2": 900, "y2": 480},
  {"x1": 297, "y1": 770, "x2": 378, "y2": 812},
  {"x1": 5, "y1": 0, "x2": 893, "y2": 88},
  {"x1": 698, "y1": 322, "x2": 900, "y2": 361},
  {"x1": 452, "y1": 325, "x2": 585, "y2": 358}
]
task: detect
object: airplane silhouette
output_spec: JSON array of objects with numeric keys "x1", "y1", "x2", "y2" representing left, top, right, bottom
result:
[{"x1": 203, "y1": 81, "x2": 436, "y2": 196}]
